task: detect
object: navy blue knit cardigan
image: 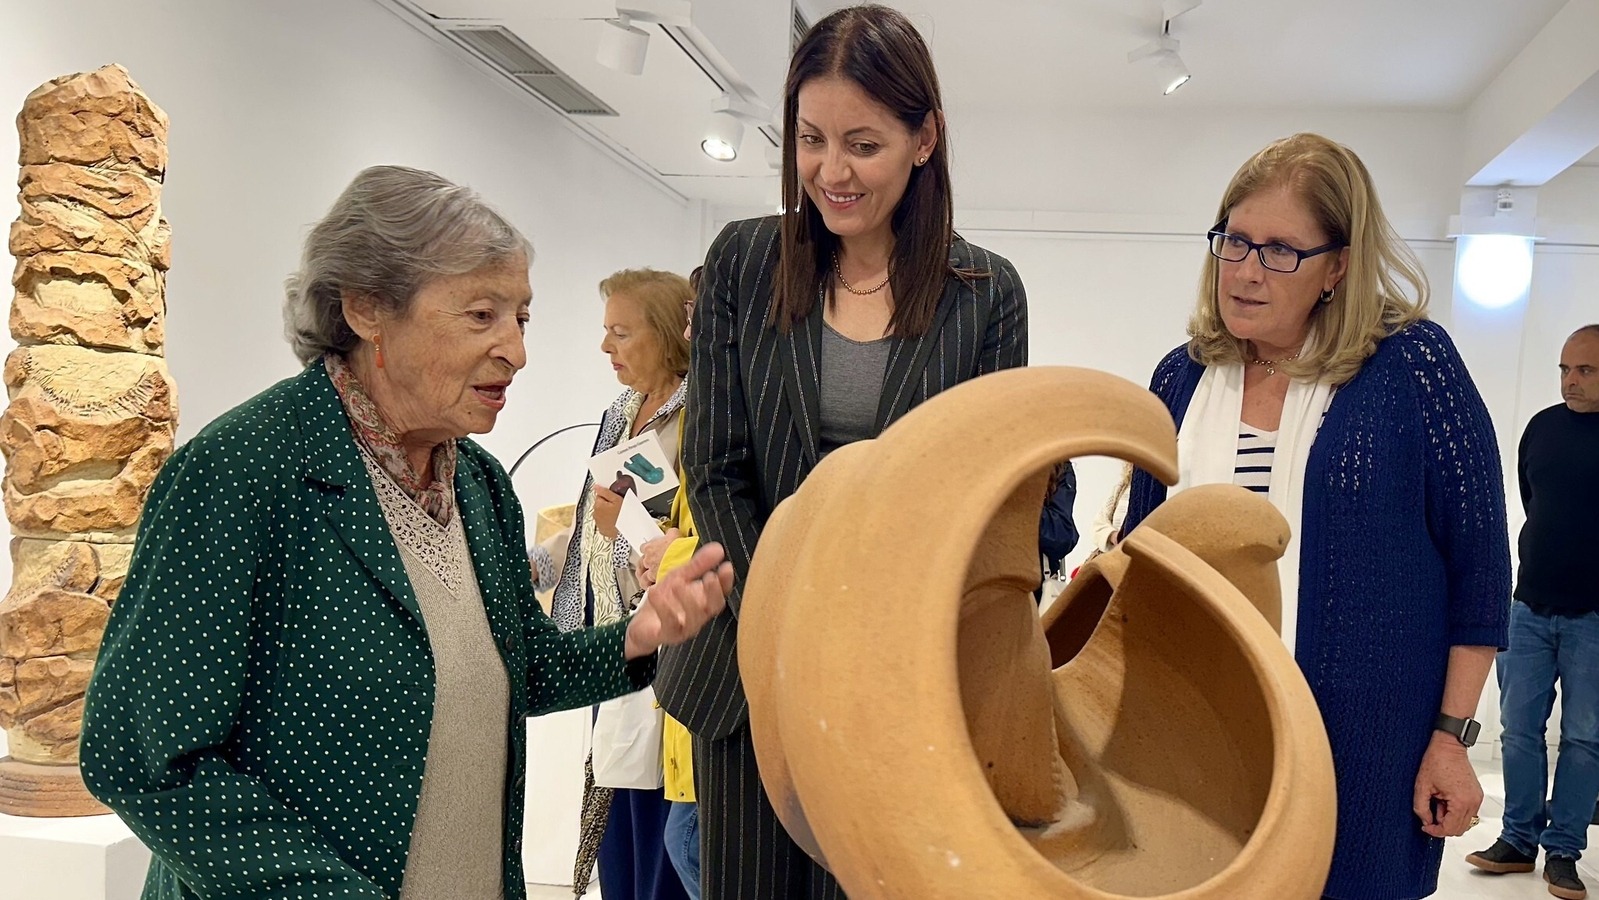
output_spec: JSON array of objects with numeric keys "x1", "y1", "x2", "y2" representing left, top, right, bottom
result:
[{"x1": 1125, "y1": 319, "x2": 1511, "y2": 900}]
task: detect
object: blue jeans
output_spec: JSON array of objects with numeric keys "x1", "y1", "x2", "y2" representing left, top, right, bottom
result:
[
  {"x1": 1498, "y1": 602, "x2": 1599, "y2": 860},
  {"x1": 664, "y1": 801, "x2": 700, "y2": 900}
]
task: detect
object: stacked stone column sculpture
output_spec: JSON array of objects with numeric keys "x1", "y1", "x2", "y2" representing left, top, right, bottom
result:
[{"x1": 0, "y1": 65, "x2": 176, "y2": 816}]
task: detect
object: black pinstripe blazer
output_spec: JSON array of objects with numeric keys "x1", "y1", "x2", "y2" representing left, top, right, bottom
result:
[{"x1": 655, "y1": 216, "x2": 1029, "y2": 740}]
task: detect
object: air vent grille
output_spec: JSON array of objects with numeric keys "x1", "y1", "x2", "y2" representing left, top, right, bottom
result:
[
  {"x1": 511, "y1": 74, "x2": 613, "y2": 117},
  {"x1": 792, "y1": 6, "x2": 811, "y2": 51},
  {"x1": 447, "y1": 25, "x2": 616, "y2": 117}
]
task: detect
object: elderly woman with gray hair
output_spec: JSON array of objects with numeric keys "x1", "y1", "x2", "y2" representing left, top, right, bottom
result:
[{"x1": 78, "y1": 165, "x2": 731, "y2": 900}]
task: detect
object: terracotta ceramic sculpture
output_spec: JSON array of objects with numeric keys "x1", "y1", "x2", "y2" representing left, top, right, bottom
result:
[
  {"x1": 0, "y1": 65, "x2": 176, "y2": 816},
  {"x1": 740, "y1": 367, "x2": 1336, "y2": 898}
]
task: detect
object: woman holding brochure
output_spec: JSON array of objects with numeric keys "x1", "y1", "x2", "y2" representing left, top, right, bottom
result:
[{"x1": 551, "y1": 267, "x2": 694, "y2": 900}]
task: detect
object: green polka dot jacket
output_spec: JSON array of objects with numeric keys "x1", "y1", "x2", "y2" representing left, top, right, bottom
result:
[{"x1": 80, "y1": 361, "x2": 653, "y2": 899}]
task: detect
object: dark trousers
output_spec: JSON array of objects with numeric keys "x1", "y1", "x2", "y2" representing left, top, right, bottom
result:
[
  {"x1": 693, "y1": 726, "x2": 847, "y2": 900},
  {"x1": 598, "y1": 786, "x2": 691, "y2": 900}
]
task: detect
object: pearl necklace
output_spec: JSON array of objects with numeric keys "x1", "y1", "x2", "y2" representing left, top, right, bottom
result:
[{"x1": 834, "y1": 255, "x2": 892, "y2": 296}]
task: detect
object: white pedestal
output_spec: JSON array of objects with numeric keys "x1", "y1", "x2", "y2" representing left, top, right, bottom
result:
[{"x1": 0, "y1": 810, "x2": 150, "y2": 900}]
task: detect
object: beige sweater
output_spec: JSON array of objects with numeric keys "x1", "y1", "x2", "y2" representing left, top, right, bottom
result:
[{"x1": 364, "y1": 450, "x2": 511, "y2": 900}]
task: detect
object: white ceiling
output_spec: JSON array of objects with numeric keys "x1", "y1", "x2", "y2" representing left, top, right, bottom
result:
[
  {"x1": 802, "y1": 0, "x2": 1570, "y2": 112},
  {"x1": 400, "y1": 0, "x2": 784, "y2": 204},
  {"x1": 395, "y1": 0, "x2": 1579, "y2": 205}
]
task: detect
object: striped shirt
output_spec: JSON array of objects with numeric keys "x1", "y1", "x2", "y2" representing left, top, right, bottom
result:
[{"x1": 1235, "y1": 423, "x2": 1277, "y2": 493}]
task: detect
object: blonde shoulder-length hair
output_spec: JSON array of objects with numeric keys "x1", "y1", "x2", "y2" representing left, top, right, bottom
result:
[
  {"x1": 1187, "y1": 133, "x2": 1428, "y2": 385},
  {"x1": 599, "y1": 268, "x2": 692, "y2": 379}
]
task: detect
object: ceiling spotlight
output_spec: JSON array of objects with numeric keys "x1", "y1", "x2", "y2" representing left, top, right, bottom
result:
[
  {"x1": 702, "y1": 112, "x2": 744, "y2": 162},
  {"x1": 1158, "y1": 52, "x2": 1191, "y2": 95},
  {"x1": 1128, "y1": 0, "x2": 1200, "y2": 95},
  {"x1": 700, "y1": 93, "x2": 773, "y2": 163},
  {"x1": 593, "y1": 2, "x2": 691, "y2": 75},
  {"x1": 1127, "y1": 35, "x2": 1190, "y2": 95},
  {"x1": 597, "y1": 15, "x2": 650, "y2": 75}
]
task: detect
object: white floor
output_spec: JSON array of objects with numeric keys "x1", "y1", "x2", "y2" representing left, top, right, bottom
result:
[
  {"x1": 531, "y1": 761, "x2": 1599, "y2": 900},
  {"x1": 1437, "y1": 765, "x2": 1599, "y2": 899}
]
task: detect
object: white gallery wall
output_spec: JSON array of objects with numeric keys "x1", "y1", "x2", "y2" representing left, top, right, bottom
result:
[
  {"x1": 1520, "y1": 164, "x2": 1599, "y2": 448},
  {"x1": 0, "y1": 0, "x2": 701, "y2": 884},
  {"x1": 950, "y1": 107, "x2": 1469, "y2": 239}
]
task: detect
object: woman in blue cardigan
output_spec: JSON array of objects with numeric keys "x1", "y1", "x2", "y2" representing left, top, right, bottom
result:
[{"x1": 1124, "y1": 133, "x2": 1510, "y2": 900}]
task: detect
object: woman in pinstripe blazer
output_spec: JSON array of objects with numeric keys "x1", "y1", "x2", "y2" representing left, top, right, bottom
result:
[{"x1": 654, "y1": 7, "x2": 1028, "y2": 898}]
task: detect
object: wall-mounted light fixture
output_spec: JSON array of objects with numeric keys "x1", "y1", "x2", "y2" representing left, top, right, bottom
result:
[
  {"x1": 1128, "y1": 0, "x2": 1201, "y2": 96},
  {"x1": 1449, "y1": 187, "x2": 1541, "y2": 310},
  {"x1": 1456, "y1": 235, "x2": 1535, "y2": 309}
]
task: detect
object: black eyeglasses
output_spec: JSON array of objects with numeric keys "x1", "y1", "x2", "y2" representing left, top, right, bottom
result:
[{"x1": 1207, "y1": 221, "x2": 1345, "y2": 274}]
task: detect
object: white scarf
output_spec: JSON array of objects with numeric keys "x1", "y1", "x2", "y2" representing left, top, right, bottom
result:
[{"x1": 1173, "y1": 363, "x2": 1332, "y2": 654}]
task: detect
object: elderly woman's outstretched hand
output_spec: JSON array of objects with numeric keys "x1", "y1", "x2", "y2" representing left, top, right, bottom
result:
[{"x1": 623, "y1": 542, "x2": 733, "y2": 659}]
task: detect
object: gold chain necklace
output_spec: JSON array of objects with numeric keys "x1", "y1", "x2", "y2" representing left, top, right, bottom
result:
[
  {"x1": 834, "y1": 254, "x2": 892, "y2": 296},
  {"x1": 1249, "y1": 349, "x2": 1301, "y2": 376}
]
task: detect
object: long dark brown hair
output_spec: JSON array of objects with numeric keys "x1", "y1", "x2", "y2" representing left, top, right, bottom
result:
[{"x1": 774, "y1": 4, "x2": 968, "y2": 336}]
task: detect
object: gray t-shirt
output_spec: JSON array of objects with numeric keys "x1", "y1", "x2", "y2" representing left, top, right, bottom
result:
[{"x1": 819, "y1": 321, "x2": 892, "y2": 456}]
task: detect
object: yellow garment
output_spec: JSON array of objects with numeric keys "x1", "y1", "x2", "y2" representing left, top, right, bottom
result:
[
  {"x1": 657, "y1": 480, "x2": 699, "y2": 579},
  {"x1": 657, "y1": 477, "x2": 699, "y2": 801},
  {"x1": 661, "y1": 714, "x2": 695, "y2": 802}
]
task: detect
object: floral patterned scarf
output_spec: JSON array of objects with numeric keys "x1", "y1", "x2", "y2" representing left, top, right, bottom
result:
[{"x1": 325, "y1": 354, "x2": 457, "y2": 526}]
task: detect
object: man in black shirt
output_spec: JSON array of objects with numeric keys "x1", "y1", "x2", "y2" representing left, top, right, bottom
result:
[{"x1": 1469, "y1": 324, "x2": 1599, "y2": 899}]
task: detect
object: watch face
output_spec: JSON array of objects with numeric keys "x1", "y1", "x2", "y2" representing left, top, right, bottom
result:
[{"x1": 1463, "y1": 719, "x2": 1481, "y2": 747}]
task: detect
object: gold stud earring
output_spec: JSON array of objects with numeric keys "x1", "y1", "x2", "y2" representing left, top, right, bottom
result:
[{"x1": 917, "y1": 156, "x2": 928, "y2": 166}]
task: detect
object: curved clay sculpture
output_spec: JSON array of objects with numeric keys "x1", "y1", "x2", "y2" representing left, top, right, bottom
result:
[{"x1": 740, "y1": 367, "x2": 1336, "y2": 899}]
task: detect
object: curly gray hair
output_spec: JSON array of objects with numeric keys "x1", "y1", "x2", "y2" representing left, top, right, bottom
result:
[{"x1": 283, "y1": 165, "x2": 531, "y2": 365}]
